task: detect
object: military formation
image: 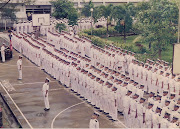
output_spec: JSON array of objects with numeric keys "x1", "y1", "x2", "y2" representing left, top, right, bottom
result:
[
  {"x1": 3, "y1": 18, "x2": 179, "y2": 128},
  {"x1": 13, "y1": 17, "x2": 107, "y2": 37}
]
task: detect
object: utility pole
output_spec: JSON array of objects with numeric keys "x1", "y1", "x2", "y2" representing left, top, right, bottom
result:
[{"x1": 178, "y1": 5, "x2": 180, "y2": 43}]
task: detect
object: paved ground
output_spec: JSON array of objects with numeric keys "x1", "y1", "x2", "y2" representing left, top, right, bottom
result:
[{"x1": 0, "y1": 49, "x2": 126, "y2": 128}]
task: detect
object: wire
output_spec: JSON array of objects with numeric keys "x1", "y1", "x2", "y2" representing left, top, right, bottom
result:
[{"x1": 0, "y1": 0, "x2": 11, "y2": 10}]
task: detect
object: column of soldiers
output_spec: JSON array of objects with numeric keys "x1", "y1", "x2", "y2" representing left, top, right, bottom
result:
[
  {"x1": 11, "y1": 22, "x2": 180, "y2": 128},
  {"x1": 13, "y1": 17, "x2": 107, "y2": 37},
  {"x1": 47, "y1": 30, "x2": 91, "y2": 58}
]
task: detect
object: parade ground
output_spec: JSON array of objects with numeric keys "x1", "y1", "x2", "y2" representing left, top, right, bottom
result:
[{"x1": 0, "y1": 49, "x2": 126, "y2": 128}]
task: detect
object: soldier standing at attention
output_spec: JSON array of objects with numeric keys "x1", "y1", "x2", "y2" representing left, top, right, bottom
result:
[
  {"x1": 42, "y1": 78, "x2": 50, "y2": 111},
  {"x1": 17, "y1": 55, "x2": 23, "y2": 80},
  {"x1": 1, "y1": 43, "x2": 6, "y2": 63},
  {"x1": 89, "y1": 112, "x2": 99, "y2": 129}
]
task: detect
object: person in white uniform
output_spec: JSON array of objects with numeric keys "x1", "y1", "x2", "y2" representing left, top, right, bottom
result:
[
  {"x1": 145, "y1": 103, "x2": 154, "y2": 128},
  {"x1": 89, "y1": 112, "x2": 99, "y2": 129},
  {"x1": 17, "y1": 55, "x2": 23, "y2": 80},
  {"x1": 123, "y1": 90, "x2": 132, "y2": 127},
  {"x1": 1, "y1": 43, "x2": 6, "y2": 62},
  {"x1": 42, "y1": 78, "x2": 50, "y2": 111}
]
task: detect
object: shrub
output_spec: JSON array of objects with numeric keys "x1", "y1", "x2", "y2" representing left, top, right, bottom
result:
[
  {"x1": 56, "y1": 23, "x2": 67, "y2": 32},
  {"x1": 79, "y1": 32, "x2": 112, "y2": 47},
  {"x1": 83, "y1": 27, "x2": 117, "y2": 37}
]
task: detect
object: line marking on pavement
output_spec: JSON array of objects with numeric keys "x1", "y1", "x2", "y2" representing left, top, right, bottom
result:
[
  {"x1": 51, "y1": 101, "x2": 85, "y2": 129},
  {"x1": 9, "y1": 88, "x2": 65, "y2": 96},
  {"x1": 117, "y1": 119, "x2": 127, "y2": 128},
  {"x1": 0, "y1": 82, "x2": 33, "y2": 129},
  {"x1": 2, "y1": 80, "x2": 16, "y2": 92},
  {"x1": 12, "y1": 81, "x2": 57, "y2": 86}
]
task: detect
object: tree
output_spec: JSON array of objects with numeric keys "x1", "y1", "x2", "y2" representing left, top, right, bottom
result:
[
  {"x1": 81, "y1": 0, "x2": 94, "y2": 17},
  {"x1": 172, "y1": 0, "x2": 180, "y2": 43},
  {"x1": 0, "y1": 6, "x2": 16, "y2": 21},
  {"x1": 98, "y1": 4, "x2": 114, "y2": 37},
  {"x1": 81, "y1": 1, "x2": 101, "y2": 23},
  {"x1": 50, "y1": 0, "x2": 78, "y2": 26},
  {"x1": 113, "y1": 4, "x2": 133, "y2": 43},
  {"x1": 135, "y1": 0, "x2": 178, "y2": 59}
]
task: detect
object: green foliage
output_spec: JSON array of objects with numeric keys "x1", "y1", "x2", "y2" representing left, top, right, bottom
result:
[
  {"x1": 105, "y1": 35, "x2": 173, "y2": 63},
  {"x1": 0, "y1": 1, "x2": 17, "y2": 21},
  {"x1": 98, "y1": 4, "x2": 114, "y2": 36},
  {"x1": 113, "y1": 4, "x2": 133, "y2": 38},
  {"x1": 91, "y1": 36, "x2": 106, "y2": 48},
  {"x1": 56, "y1": 23, "x2": 66, "y2": 32},
  {"x1": 83, "y1": 27, "x2": 117, "y2": 36},
  {"x1": 135, "y1": 0, "x2": 178, "y2": 58},
  {"x1": 81, "y1": 1, "x2": 101, "y2": 23},
  {"x1": 81, "y1": 0, "x2": 94, "y2": 17},
  {"x1": 98, "y1": 4, "x2": 114, "y2": 19},
  {"x1": 92, "y1": 6, "x2": 102, "y2": 23},
  {"x1": 79, "y1": 32, "x2": 112, "y2": 48},
  {"x1": 0, "y1": 7, "x2": 16, "y2": 21},
  {"x1": 51, "y1": 0, "x2": 78, "y2": 26}
]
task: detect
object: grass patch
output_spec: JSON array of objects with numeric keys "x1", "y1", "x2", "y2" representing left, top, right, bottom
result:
[
  {"x1": 103, "y1": 35, "x2": 173, "y2": 63},
  {"x1": 104, "y1": 35, "x2": 138, "y2": 44}
]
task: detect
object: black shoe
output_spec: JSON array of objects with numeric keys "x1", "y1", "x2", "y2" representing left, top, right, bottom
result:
[
  {"x1": 44, "y1": 108, "x2": 50, "y2": 111},
  {"x1": 104, "y1": 112, "x2": 109, "y2": 115},
  {"x1": 107, "y1": 115, "x2": 112, "y2": 118}
]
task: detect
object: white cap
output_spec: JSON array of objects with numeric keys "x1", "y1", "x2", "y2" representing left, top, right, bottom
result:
[
  {"x1": 46, "y1": 77, "x2": 50, "y2": 82},
  {"x1": 94, "y1": 111, "x2": 100, "y2": 116},
  {"x1": 19, "y1": 55, "x2": 23, "y2": 58},
  {"x1": 170, "y1": 92, "x2": 176, "y2": 95}
]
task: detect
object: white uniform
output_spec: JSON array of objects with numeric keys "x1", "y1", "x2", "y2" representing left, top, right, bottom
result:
[
  {"x1": 152, "y1": 113, "x2": 161, "y2": 128},
  {"x1": 136, "y1": 102, "x2": 146, "y2": 128},
  {"x1": 145, "y1": 108, "x2": 153, "y2": 128},
  {"x1": 168, "y1": 123, "x2": 179, "y2": 128},
  {"x1": 1, "y1": 45, "x2": 5, "y2": 62},
  {"x1": 160, "y1": 118, "x2": 169, "y2": 128},
  {"x1": 123, "y1": 95, "x2": 131, "y2": 127},
  {"x1": 17, "y1": 59, "x2": 22, "y2": 79},
  {"x1": 129, "y1": 98, "x2": 138, "y2": 128},
  {"x1": 89, "y1": 119, "x2": 99, "y2": 129},
  {"x1": 42, "y1": 83, "x2": 50, "y2": 109}
]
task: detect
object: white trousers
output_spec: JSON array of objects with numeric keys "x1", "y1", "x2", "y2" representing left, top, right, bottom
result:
[
  {"x1": 146, "y1": 121, "x2": 152, "y2": 128},
  {"x1": 137, "y1": 115, "x2": 145, "y2": 128},
  {"x1": 1, "y1": 52, "x2": 5, "y2": 62},
  {"x1": 43, "y1": 93, "x2": 50, "y2": 109},
  {"x1": 18, "y1": 69, "x2": 22, "y2": 79},
  {"x1": 124, "y1": 109, "x2": 130, "y2": 127}
]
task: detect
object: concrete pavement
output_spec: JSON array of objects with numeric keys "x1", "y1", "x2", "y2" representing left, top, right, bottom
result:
[{"x1": 0, "y1": 49, "x2": 126, "y2": 128}]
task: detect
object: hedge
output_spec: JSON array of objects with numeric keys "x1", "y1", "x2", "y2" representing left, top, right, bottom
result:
[{"x1": 83, "y1": 27, "x2": 118, "y2": 37}]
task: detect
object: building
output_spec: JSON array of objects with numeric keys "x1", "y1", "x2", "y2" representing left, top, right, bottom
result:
[
  {"x1": 0, "y1": 0, "x2": 52, "y2": 20},
  {"x1": 72, "y1": 0, "x2": 148, "y2": 8},
  {"x1": 0, "y1": 0, "x2": 146, "y2": 29}
]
